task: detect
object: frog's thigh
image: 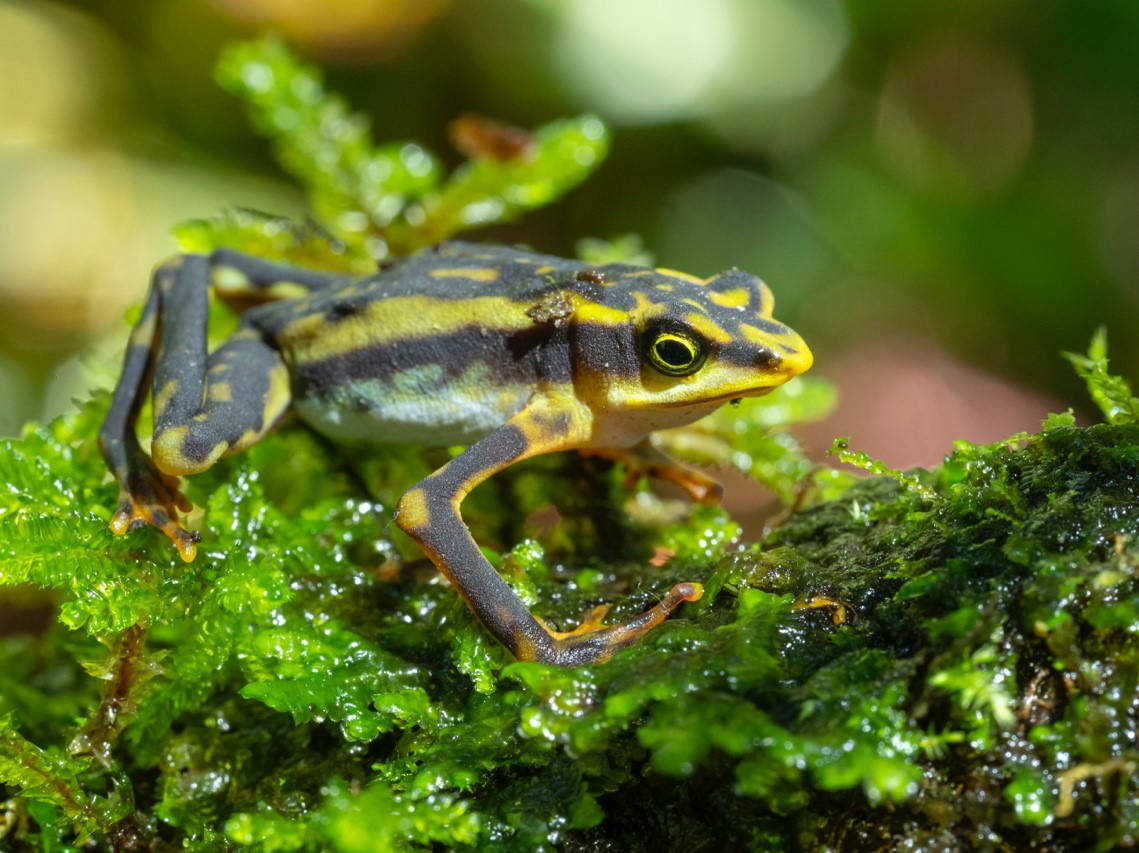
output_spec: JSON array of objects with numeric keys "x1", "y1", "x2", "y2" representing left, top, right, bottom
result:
[
  {"x1": 208, "y1": 248, "x2": 350, "y2": 305},
  {"x1": 151, "y1": 329, "x2": 291, "y2": 476}
]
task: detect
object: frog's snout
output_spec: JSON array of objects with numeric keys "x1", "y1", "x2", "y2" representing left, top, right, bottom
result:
[{"x1": 777, "y1": 336, "x2": 813, "y2": 380}]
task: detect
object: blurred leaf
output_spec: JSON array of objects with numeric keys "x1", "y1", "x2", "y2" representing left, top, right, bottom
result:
[
  {"x1": 1005, "y1": 769, "x2": 1054, "y2": 826},
  {"x1": 390, "y1": 114, "x2": 609, "y2": 251},
  {"x1": 174, "y1": 209, "x2": 371, "y2": 274},
  {"x1": 576, "y1": 234, "x2": 654, "y2": 266},
  {"x1": 211, "y1": 38, "x2": 608, "y2": 260},
  {"x1": 215, "y1": 37, "x2": 440, "y2": 257}
]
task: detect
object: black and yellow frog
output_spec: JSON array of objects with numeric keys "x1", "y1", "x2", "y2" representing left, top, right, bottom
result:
[{"x1": 99, "y1": 241, "x2": 811, "y2": 665}]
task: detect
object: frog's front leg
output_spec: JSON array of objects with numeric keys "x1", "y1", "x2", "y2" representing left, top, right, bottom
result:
[
  {"x1": 396, "y1": 397, "x2": 703, "y2": 666},
  {"x1": 584, "y1": 438, "x2": 724, "y2": 505}
]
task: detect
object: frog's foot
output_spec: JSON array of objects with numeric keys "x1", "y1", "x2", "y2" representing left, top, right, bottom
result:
[
  {"x1": 585, "y1": 441, "x2": 723, "y2": 506},
  {"x1": 540, "y1": 582, "x2": 703, "y2": 666},
  {"x1": 546, "y1": 603, "x2": 612, "y2": 638},
  {"x1": 630, "y1": 461, "x2": 722, "y2": 506},
  {"x1": 109, "y1": 462, "x2": 198, "y2": 562},
  {"x1": 792, "y1": 595, "x2": 856, "y2": 626}
]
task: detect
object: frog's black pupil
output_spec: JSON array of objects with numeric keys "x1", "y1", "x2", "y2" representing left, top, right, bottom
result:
[{"x1": 656, "y1": 338, "x2": 693, "y2": 367}]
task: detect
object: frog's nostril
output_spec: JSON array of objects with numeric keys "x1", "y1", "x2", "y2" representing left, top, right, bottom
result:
[{"x1": 757, "y1": 349, "x2": 781, "y2": 368}]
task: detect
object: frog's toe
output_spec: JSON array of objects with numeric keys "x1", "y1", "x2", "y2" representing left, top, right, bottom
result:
[
  {"x1": 156, "y1": 471, "x2": 193, "y2": 514},
  {"x1": 685, "y1": 474, "x2": 723, "y2": 506},
  {"x1": 654, "y1": 466, "x2": 723, "y2": 505},
  {"x1": 547, "y1": 603, "x2": 612, "y2": 638},
  {"x1": 612, "y1": 450, "x2": 723, "y2": 506},
  {"x1": 171, "y1": 527, "x2": 201, "y2": 562},
  {"x1": 109, "y1": 474, "x2": 199, "y2": 561},
  {"x1": 542, "y1": 581, "x2": 703, "y2": 666}
]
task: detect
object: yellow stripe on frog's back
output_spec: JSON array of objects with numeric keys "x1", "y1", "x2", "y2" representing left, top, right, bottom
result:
[
  {"x1": 707, "y1": 287, "x2": 752, "y2": 309},
  {"x1": 279, "y1": 294, "x2": 534, "y2": 363},
  {"x1": 428, "y1": 267, "x2": 502, "y2": 282}
]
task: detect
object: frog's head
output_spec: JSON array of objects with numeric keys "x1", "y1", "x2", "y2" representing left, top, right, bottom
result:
[{"x1": 568, "y1": 265, "x2": 812, "y2": 432}]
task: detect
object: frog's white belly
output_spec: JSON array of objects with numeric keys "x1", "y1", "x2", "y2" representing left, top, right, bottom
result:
[{"x1": 294, "y1": 365, "x2": 532, "y2": 446}]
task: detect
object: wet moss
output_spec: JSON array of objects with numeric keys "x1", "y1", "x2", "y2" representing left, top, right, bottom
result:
[{"x1": 2, "y1": 391, "x2": 1134, "y2": 849}]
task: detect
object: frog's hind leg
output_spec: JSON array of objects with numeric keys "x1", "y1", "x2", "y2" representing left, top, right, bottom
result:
[
  {"x1": 149, "y1": 327, "x2": 292, "y2": 478},
  {"x1": 99, "y1": 253, "x2": 301, "y2": 561},
  {"x1": 98, "y1": 267, "x2": 199, "y2": 559}
]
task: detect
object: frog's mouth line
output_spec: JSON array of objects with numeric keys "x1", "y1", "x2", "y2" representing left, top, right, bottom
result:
[{"x1": 657, "y1": 386, "x2": 775, "y2": 407}]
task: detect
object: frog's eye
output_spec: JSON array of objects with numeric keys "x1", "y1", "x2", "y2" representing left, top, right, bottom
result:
[{"x1": 643, "y1": 325, "x2": 707, "y2": 377}]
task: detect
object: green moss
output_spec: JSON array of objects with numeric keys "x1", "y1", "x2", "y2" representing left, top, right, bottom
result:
[{"x1": 2, "y1": 39, "x2": 1137, "y2": 851}]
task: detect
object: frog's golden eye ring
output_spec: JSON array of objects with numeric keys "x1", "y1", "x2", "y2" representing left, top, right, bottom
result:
[{"x1": 643, "y1": 325, "x2": 707, "y2": 377}]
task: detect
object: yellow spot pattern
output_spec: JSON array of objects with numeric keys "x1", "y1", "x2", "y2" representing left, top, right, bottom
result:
[
  {"x1": 740, "y1": 323, "x2": 776, "y2": 346},
  {"x1": 207, "y1": 381, "x2": 232, "y2": 403},
  {"x1": 574, "y1": 301, "x2": 629, "y2": 328},
  {"x1": 683, "y1": 313, "x2": 732, "y2": 345},
  {"x1": 266, "y1": 282, "x2": 313, "y2": 300},
  {"x1": 631, "y1": 291, "x2": 656, "y2": 313},
  {"x1": 263, "y1": 361, "x2": 292, "y2": 427},
  {"x1": 128, "y1": 311, "x2": 157, "y2": 347},
  {"x1": 428, "y1": 267, "x2": 501, "y2": 282},
  {"x1": 396, "y1": 487, "x2": 430, "y2": 531},
  {"x1": 152, "y1": 426, "x2": 192, "y2": 474},
  {"x1": 154, "y1": 379, "x2": 179, "y2": 419},
  {"x1": 211, "y1": 266, "x2": 251, "y2": 292},
  {"x1": 707, "y1": 288, "x2": 751, "y2": 309}
]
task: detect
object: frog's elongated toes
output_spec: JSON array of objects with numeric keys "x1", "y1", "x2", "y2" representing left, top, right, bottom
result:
[
  {"x1": 660, "y1": 469, "x2": 723, "y2": 506},
  {"x1": 542, "y1": 581, "x2": 703, "y2": 666},
  {"x1": 616, "y1": 451, "x2": 724, "y2": 506},
  {"x1": 109, "y1": 469, "x2": 199, "y2": 561}
]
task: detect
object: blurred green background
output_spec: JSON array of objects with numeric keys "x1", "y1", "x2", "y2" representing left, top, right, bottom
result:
[{"x1": 1, "y1": 0, "x2": 1136, "y2": 467}]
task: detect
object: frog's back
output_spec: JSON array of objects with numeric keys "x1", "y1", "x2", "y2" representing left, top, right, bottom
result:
[
  {"x1": 389, "y1": 241, "x2": 587, "y2": 297},
  {"x1": 245, "y1": 243, "x2": 586, "y2": 446},
  {"x1": 318, "y1": 242, "x2": 584, "y2": 307}
]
